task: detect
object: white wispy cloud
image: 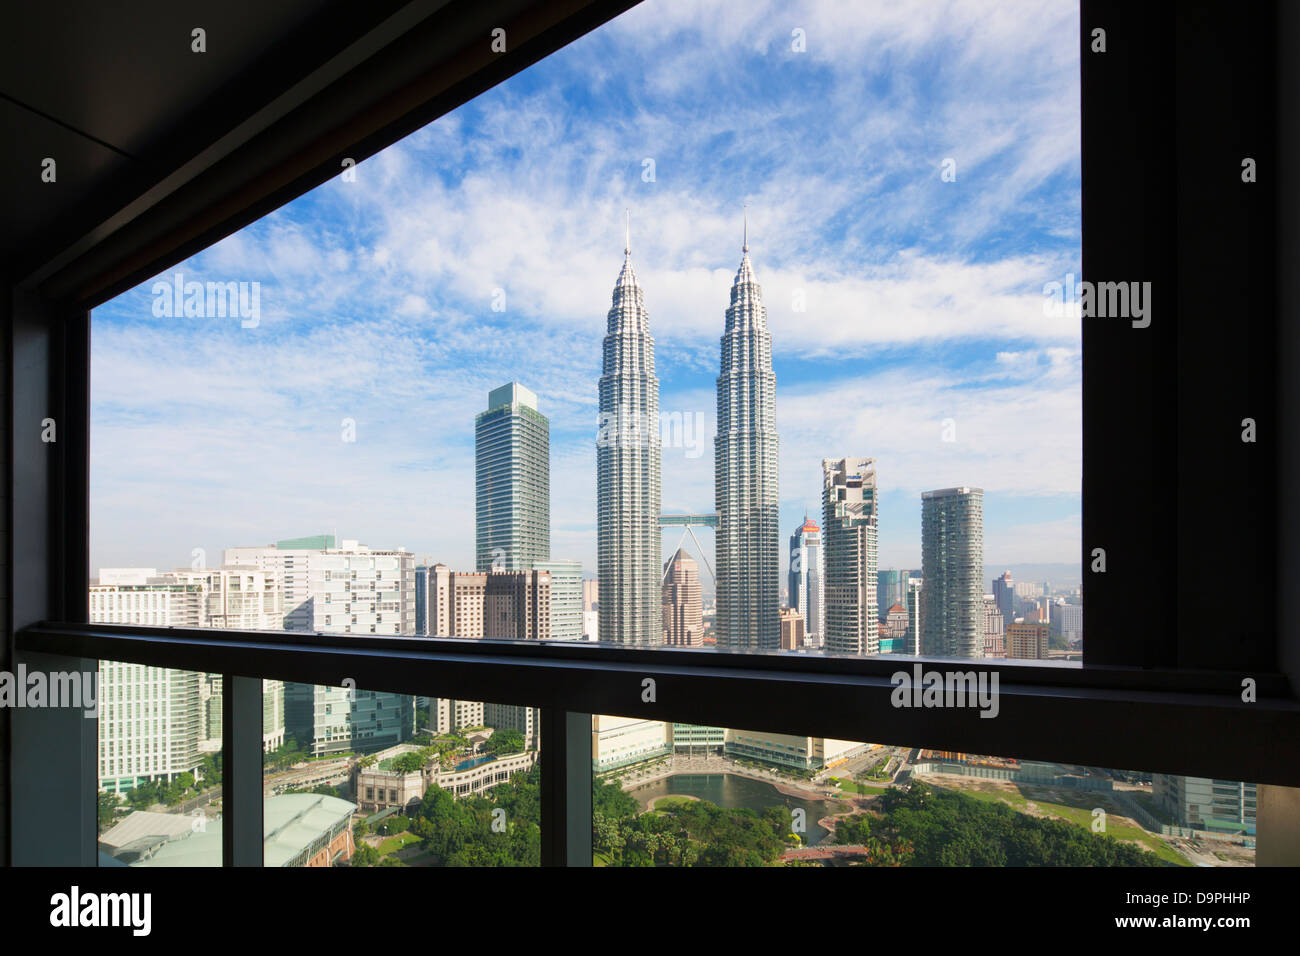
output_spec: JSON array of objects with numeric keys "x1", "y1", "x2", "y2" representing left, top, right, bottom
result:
[{"x1": 91, "y1": 0, "x2": 1081, "y2": 579}]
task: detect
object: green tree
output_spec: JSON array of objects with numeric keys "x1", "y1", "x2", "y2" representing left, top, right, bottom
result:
[
  {"x1": 350, "y1": 843, "x2": 380, "y2": 867},
  {"x1": 484, "y1": 729, "x2": 526, "y2": 755},
  {"x1": 98, "y1": 791, "x2": 121, "y2": 831}
]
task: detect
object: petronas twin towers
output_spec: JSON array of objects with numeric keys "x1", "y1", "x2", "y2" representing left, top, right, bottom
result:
[
  {"x1": 596, "y1": 236, "x2": 662, "y2": 647},
  {"x1": 597, "y1": 218, "x2": 780, "y2": 649}
]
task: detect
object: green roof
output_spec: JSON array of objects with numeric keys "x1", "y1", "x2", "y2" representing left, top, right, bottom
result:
[{"x1": 276, "y1": 534, "x2": 336, "y2": 550}]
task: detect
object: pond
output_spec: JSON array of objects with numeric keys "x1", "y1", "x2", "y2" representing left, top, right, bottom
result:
[{"x1": 626, "y1": 772, "x2": 844, "y2": 845}]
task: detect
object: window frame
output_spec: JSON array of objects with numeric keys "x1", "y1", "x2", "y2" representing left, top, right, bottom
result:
[{"x1": 6, "y1": 0, "x2": 1298, "y2": 866}]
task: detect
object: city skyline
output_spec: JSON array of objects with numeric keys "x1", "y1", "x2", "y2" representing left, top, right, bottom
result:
[{"x1": 88, "y1": 0, "x2": 1082, "y2": 583}]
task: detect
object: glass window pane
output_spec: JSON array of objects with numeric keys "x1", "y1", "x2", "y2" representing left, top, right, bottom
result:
[
  {"x1": 87, "y1": 0, "x2": 1081, "y2": 666},
  {"x1": 97, "y1": 661, "x2": 221, "y2": 866},
  {"x1": 592, "y1": 715, "x2": 1257, "y2": 867},
  {"x1": 264, "y1": 687, "x2": 541, "y2": 866}
]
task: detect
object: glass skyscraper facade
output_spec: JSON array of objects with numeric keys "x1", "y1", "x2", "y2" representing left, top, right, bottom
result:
[
  {"x1": 788, "y1": 517, "x2": 823, "y2": 646},
  {"x1": 475, "y1": 382, "x2": 550, "y2": 572},
  {"x1": 920, "y1": 487, "x2": 985, "y2": 659},
  {"x1": 714, "y1": 235, "x2": 780, "y2": 650},
  {"x1": 596, "y1": 240, "x2": 662, "y2": 646}
]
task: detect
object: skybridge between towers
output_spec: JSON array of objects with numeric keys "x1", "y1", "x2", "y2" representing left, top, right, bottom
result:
[{"x1": 659, "y1": 513, "x2": 718, "y2": 583}]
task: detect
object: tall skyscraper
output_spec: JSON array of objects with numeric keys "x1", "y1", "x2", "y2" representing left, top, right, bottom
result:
[
  {"x1": 920, "y1": 487, "x2": 985, "y2": 659},
  {"x1": 905, "y1": 579, "x2": 923, "y2": 656},
  {"x1": 661, "y1": 548, "x2": 704, "y2": 646},
  {"x1": 788, "y1": 516, "x2": 824, "y2": 646},
  {"x1": 596, "y1": 229, "x2": 662, "y2": 645},
  {"x1": 822, "y1": 457, "x2": 880, "y2": 655},
  {"x1": 992, "y1": 570, "x2": 1015, "y2": 630},
  {"x1": 715, "y1": 223, "x2": 780, "y2": 650},
  {"x1": 475, "y1": 382, "x2": 550, "y2": 572},
  {"x1": 414, "y1": 565, "x2": 429, "y2": 635}
]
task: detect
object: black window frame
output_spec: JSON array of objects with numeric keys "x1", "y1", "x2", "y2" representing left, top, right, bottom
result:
[{"x1": 4, "y1": 0, "x2": 1299, "y2": 867}]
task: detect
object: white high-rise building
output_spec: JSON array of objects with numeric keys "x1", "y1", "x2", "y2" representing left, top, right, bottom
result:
[
  {"x1": 596, "y1": 228, "x2": 662, "y2": 645},
  {"x1": 1057, "y1": 603, "x2": 1084, "y2": 644},
  {"x1": 92, "y1": 566, "x2": 288, "y2": 792},
  {"x1": 225, "y1": 536, "x2": 416, "y2": 636},
  {"x1": 788, "y1": 516, "x2": 824, "y2": 646},
  {"x1": 715, "y1": 223, "x2": 780, "y2": 650},
  {"x1": 822, "y1": 458, "x2": 879, "y2": 656},
  {"x1": 224, "y1": 538, "x2": 417, "y2": 756}
]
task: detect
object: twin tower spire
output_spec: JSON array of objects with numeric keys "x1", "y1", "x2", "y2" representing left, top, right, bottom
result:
[
  {"x1": 597, "y1": 208, "x2": 781, "y2": 650},
  {"x1": 621, "y1": 205, "x2": 747, "y2": 255}
]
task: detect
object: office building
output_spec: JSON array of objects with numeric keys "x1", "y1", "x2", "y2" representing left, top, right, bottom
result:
[
  {"x1": 427, "y1": 564, "x2": 552, "y2": 640},
  {"x1": 1058, "y1": 603, "x2": 1084, "y2": 645},
  {"x1": 591, "y1": 715, "x2": 671, "y2": 773},
  {"x1": 1155, "y1": 776, "x2": 1257, "y2": 835},
  {"x1": 92, "y1": 566, "x2": 288, "y2": 790},
  {"x1": 224, "y1": 533, "x2": 336, "y2": 631},
  {"x1": 877, "y1": 569, "x2": 906, "y2": 623},
  {"x1": 992, "y1": 571, "x2": 1015, "y2": 631},
  {"x1": 533, "y1": 559, "x2": 582, "y2": 641},
  {"x1": 779, "y1": 607, "x2": 805, "y2": 650},
  {"x1": 904, "y1": 580, "x2": 923, "y2": 656},
  {"x1": 429, "y1": 698, "x2": 485, "y2": 734},
  {"x1": 597, "y1": 235, "x2": 662, "y2": 645},
  {"x1": 822, "y1": 457, "x2": 879, "y2": 655},
  {"x1": 920, "y1": 487, "x2": 985, "y2": 659},
  {"x1": 582, "y1": 578, "x2": 599, "y2": 612},
  {"x1": 1007, "y1": 621, "x2": 1050, "y2": 660},
  {"x1": 415, "y1": 565, "x2": 429, "y2": 635},
  {"x1": 475, "y1": 382, "x2": 550, "y2": 572},
  {"x1": 484, "y1": 702, "x2": 542, "y2": 750},
  {"x1": 983, "y1": 595, "x2": 1006, "y2": 657},
  {"x1": 715, "y1": 230, "x2": 780, "y2": 650},
  {"x1": 725, "y1": 730, "x2": 869, "y2": 772},
  {"x1": 788, "y1": 516, "x2": 824, "y2": 645},
  {"x1": 1014, "y1": 580, "x2": 1045, "y2": 600},
  {"x1": 226, "y1": 539, "x2": 418, "y2": 757},
  {"x1": 661, "y1": 549, "x2": 704, "y2": 646}
]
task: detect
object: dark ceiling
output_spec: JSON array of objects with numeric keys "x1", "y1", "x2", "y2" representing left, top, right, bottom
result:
[{"x1": 0, "y1": 0, "x2": 637, "y2": 306}]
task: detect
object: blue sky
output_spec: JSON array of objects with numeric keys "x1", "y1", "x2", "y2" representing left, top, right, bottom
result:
[{"x1": 90, "y1": 0, "x2": 1082, "y2": 587}]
